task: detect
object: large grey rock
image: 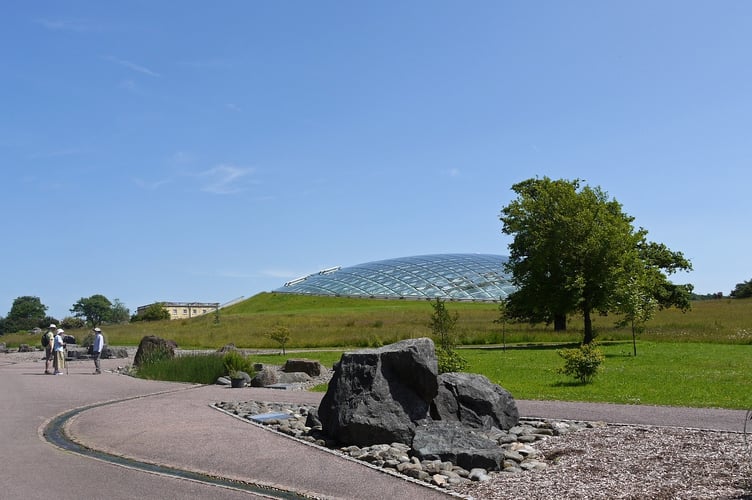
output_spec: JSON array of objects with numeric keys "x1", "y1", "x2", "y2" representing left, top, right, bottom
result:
[
  {"x1": 251, "y1": 367, "x2": 278, "y2": 387},
  {"x1": 278, "y1": 372, "x2": 312, "y2": 384},
  {"x1": 133, "y1": 336, "x2": 176, "y2": 367},
  {"x1": 318, "y1": 338, "x2": 438, "y2": 446},
  {"x1": 412, "y1": 420, "x2": 504, "y2": 471},
  {"x1": 102, "y1": 346, "x2": 129, "y2": 359},
  {"x1": 283, "y1": 358, "x2": 322, "y2": 377},
  {"x1": 431, "y1": 372, "x2": 519, "y2": 430}
]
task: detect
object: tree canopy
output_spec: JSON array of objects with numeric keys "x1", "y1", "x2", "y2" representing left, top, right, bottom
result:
[
  {"x1": 70, "y1": 294, "x2": 112, "y2": 327},
  {"x1": 500, "y1": 177, "x2": 692, "y2": 344},
  {"x1": 3, "y1": 296, "x2": 48, "y2": 333},
  {"x1": 730, "y1": 279, "x2": 752, "y2": 299},
  {"x1": 132, "y1": 302, "x2": 171, "y2": 322}
]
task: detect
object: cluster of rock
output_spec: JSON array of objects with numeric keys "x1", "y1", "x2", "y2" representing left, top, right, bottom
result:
[
  {"x1": 2, "y1": 342, "x2": 128, "y2": 359},
  {"x1": 215, "y1": 357, "x2": 327, "y2": 389},
  {"x1": 317, "y1": 338, "x2": 525, "y2": 470},
  {"x1": 214, "y1": 338, "x2": 600, "y2": 489},
  {"x1": 213, "y1": 399, "x2": 596, "y2": 489}
]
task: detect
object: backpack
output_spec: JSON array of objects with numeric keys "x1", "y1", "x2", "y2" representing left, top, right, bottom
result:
[{"x1": 41, "y1": 332, "x2": 51, "y2": 348}]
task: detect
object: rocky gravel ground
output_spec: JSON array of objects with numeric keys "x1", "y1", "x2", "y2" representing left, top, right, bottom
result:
[{"x1": 213, "y1": 399, "x2": 752, "y2": 499}]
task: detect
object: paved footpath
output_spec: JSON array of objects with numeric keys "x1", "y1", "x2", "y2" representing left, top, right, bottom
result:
[{"x1": 2, "y1": 353, "x2": 748, "y2": 500}]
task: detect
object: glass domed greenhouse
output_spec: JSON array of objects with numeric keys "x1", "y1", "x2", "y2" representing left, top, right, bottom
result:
[{"x1": 274, "y1": 253, "x2": 515, "y2": 302}]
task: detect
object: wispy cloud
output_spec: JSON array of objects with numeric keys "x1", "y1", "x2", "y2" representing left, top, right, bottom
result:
[
  {"x1": 104, "y1": 56, "x2": 160, "y2": 77},
  {"x1": 133, "y1": 177, "x2": 172, "y2": 190},
  {"x1": 447, "y1": 168, "x2": 461, "y2": 177},
  {"x1": 35, "y1": 18, "x2": 102, "y2": 32},
  {"x1": 197, "y1": 164, "x2": 256, "y2": 195},
  {"x1": 176, "y1": 59, "x2": 234, "y2": 70},
  {"x1": 171, "y1": 151, "x2": 197, "y2": 164},
  {"x1": 225, "y1": 103, "x2": 242, "y2": 112}
]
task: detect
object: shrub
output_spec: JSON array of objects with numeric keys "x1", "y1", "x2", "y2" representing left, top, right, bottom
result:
[
  {"x1": 557, "y1": 343, "x2": 605, "y2": 384},
  {"x1": 430, "y1": 298, "x2": 467, "y2": 373},
  {"x1": 436, "y1": 346, "x2": 468, "y2": 374},
  {"x1": 222, "y1": 350, "x2": 254, "y2": 376},
  {"x1": 267, "y1": 325, "x2": 291, "y2": 355}
]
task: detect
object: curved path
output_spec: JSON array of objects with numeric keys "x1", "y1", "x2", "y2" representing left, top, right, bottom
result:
[{"x1": 1, "y1": 353, "x2": 748, "y2": 499}]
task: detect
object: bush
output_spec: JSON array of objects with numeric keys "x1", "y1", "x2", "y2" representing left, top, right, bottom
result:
[
  {"x1": 557, "y1": 343, "x2": 605, "y2": 384},
  {"x1": 436, "y1": 346, "x2": 468, "y2": 374},
  {"x1": 222, "y1": 350, "x2": 254, "y2": 376}
]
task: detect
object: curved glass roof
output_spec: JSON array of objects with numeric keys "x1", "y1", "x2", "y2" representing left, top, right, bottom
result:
[{"x1": 274, "y1": 253, "x2": 515, "y2": 302}]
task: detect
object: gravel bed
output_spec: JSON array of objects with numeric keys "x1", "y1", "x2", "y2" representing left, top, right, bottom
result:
[{"x1": 454, "y1": 424, "x2": 752, "y2": 499}]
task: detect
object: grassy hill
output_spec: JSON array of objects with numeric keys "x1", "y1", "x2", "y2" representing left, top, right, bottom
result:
[{"x1": 9, "y1": 292, "x2": 747, "y2": 350}]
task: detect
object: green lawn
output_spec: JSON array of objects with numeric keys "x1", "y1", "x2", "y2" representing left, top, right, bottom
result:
[
  {"x1": 254, "y1": 341, "x2": 752, "y2": 409},
  {"x1": 4, "y1": 294, "x2": 751, "y2": 409},
  {"x1": 462, "y1": 342, "x2": 752, "y2": 409}
]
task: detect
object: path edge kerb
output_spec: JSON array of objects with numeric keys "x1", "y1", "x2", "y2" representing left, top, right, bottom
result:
[
  {"x1": 211, "y1": 403, "x2": 467, "y2": 499},
  {"x1": 40, "y1": 386, "x2": 322, "y2": 499},
  {"x1": 37, "y1": 385, "x2": 199, "y2": 446}
]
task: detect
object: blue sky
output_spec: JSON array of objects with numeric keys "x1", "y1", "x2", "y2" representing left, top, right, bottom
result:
[{"x1": 2, "y1": 1, "x2": 750, "y2": 320}]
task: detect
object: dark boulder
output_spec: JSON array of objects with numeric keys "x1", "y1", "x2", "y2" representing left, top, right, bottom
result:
[
  {"x1": 318, "y1": 338, "x2": 438, "y2": 447},
  {"x1": 431, "y1": 372, "x2": 519, "y2": 431},
  {"x1": 251, "y1": 367, "x2": 278, "y2": 387},
  {"x1": 133, "y1": 336, "x2": 176, "y2": 367},
  {"x1": 102, "y1": 346, "x2": 129, "y2": 359},
  {"x1": 412, "y1": 420, "x2": 505, "y2": 471},
  {"x1": 283, "y1": 358, "x2": 322, "y2": 377}
]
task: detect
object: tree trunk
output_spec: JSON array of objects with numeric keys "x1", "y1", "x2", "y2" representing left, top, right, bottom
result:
[
  {"x1": 583, "y1": 309, "x2": 594, "y2": 344},
  {"x1": 554, "y1": 313, "x2": 567, "y2": 331}
]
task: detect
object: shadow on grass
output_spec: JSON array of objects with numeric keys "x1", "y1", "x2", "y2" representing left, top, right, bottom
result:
[
  {"x1": 462, "y1": 342, "x2": 581, "y2": 351},
  {"x1": 551, "y1": 380, "x2": 589, "y2": 388}
]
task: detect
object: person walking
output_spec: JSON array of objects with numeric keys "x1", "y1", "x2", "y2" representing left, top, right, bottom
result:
[
  {"x1": 52, "y1": 328, "x2": 66, "y2": 375},
  {"x1": 91, "y1": 327, "x2": 104, "y2": 374},
  {"x1": 43, "y1": 323, "x2": 56, "y2": 374}
]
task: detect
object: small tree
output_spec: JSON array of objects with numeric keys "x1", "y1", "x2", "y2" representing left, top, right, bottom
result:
[
  {"x1": 60, "y1": 316, "x2": 86, "y2": 330},
  {"x1": 616, "y1": 274, "x2": 657, "y2": 356},
  {"x1": 109, "y1": 299, "x2": 131, "y2": 324},
  {"x1": 429, "y1": 298, "x2": 466, "y2": 373},
  {"x1": 493, "y1": 298, "x2": 510, "y2": 351},
  {"x1": 267, "y1": 325, "x2": 291, "y2": 355}
]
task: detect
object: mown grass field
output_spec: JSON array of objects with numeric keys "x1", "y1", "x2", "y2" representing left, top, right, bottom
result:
[
  {"x1": 9, "y1": 292, "x2": 746, "y2": 350},
  {"x1": 4, "y1": 293, "x2": 750, "y2": 409}
]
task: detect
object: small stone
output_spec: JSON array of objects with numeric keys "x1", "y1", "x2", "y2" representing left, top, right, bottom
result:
[
  {"x1": 469, "y1": 468, "x2": 490, "y2": 481},
  {"x1": 431, "y1": 474, "x2": 448, "y2": 487}
]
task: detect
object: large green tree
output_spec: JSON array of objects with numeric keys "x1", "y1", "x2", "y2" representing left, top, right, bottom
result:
[
  {"x1": 70, "y1": 294, "x2": 112, "y2": 327},
  {"x1": 500, "y1": 177, "x2": 692, "y2": 344},
  {"x1": 730, "y1": 279, "x2": 752, "y2": 299},
  {"x1": 4, "y1": 296, "x2": 48, "y2": 333}
]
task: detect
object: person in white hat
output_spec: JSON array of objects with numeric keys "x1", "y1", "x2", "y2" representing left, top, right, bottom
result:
[
  {"x1": 52, "y1": 328, "x2": 66, "y2": 375},
  {"x1": 91, "y1": 327, "x2": 104, "y2": 374}
]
